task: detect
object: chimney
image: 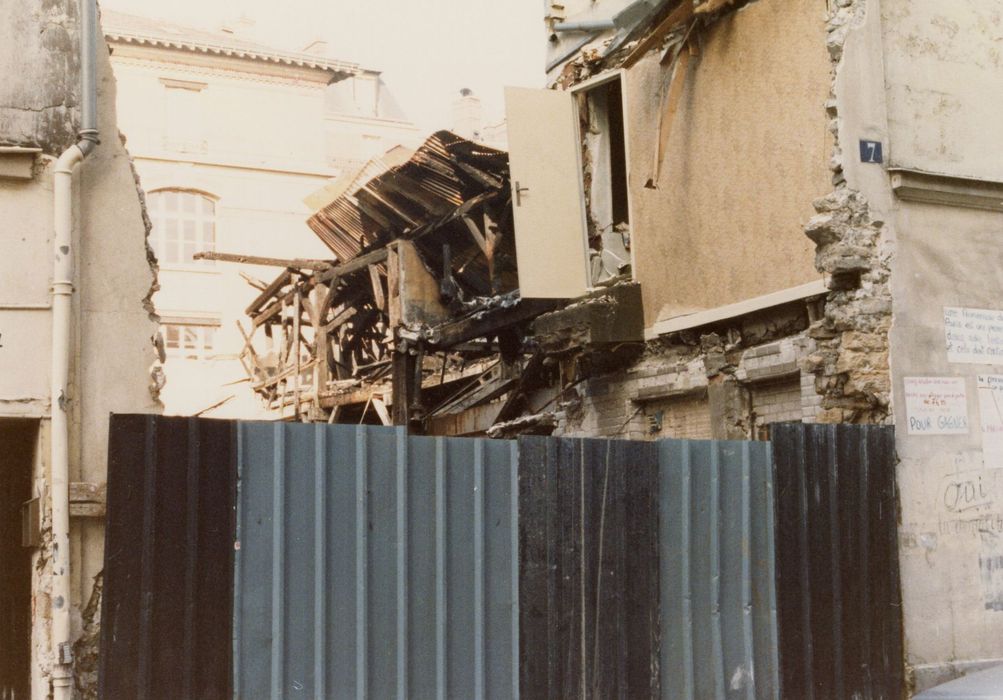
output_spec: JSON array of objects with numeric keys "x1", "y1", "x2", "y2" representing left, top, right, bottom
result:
[{"x1": 451, "y1": 88, "x2": 483, "y2": 142}]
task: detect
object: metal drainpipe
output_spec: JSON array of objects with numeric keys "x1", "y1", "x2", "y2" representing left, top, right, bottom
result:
[{"x1": 51, "y1": 0, "x2": 99, "y2": 697}]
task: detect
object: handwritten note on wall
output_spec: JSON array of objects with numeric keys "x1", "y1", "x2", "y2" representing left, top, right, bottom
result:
[
  {"x1": 945, "y1": 307, "x2": 1003, "y2": 364},
  {"x1": 904, "y1": 377, "x2": 969, "y2": 435},
  {"x1": 978, "y1": 375, "x2": 1003, "y2": 468}
]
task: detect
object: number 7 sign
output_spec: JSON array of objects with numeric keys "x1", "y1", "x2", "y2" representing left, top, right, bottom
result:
[{"x1": 859, "y1": 139, "x2": 883, "y2": 164}]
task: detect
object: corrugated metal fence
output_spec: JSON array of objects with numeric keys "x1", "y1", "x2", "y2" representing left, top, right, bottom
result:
[
  {"x1": 100, "y1": 415, "x2": 235, "y2": 699},
  {"x1": 772, "y1": 423, "x2": 903, "y2": 700},
  {"x1": 659, "y1": 439, "x2": 779, "y2": 700},
  {"x1": 100, "y1": 416, "x2": 899, "y2": 699},
  {"x1": 234, "y1": 423, "x2": 519, "y2": 699}
]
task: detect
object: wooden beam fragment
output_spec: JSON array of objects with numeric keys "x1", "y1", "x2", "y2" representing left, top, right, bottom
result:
[
  {"x1": 239, "y1": 271, "x2": 269, "y2": 291},
  {"x1": 195, "y1": 251, "x2": 332, "y2": 271},
  {"x1": 462, "y1": 216, "x2": 489, "y2": 255},
  {"x1": 246, "y1": 269, "x2": 292, "y2": 315},
  {"x1": 368, "y1": 264, "x2": 386, "y2": 311},
  {"x1": 649, "y1": 46, "x2": 692, "y2": 188},
  {"x1": 316, "y1": 247, "x2": 390, "y2": 284}
]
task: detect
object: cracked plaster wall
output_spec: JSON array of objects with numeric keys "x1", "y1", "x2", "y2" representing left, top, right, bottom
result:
[
  {"x1": 0, "y1": 1, "x2": 160, "y2": 697},
  {"x1": 829, "y1": 0, "x2": 1003, "y2": 689}
]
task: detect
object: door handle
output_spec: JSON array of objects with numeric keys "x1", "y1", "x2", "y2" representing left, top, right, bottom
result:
[{"x1": 514, "y1": 181, "x2": 530, "y2": 207}]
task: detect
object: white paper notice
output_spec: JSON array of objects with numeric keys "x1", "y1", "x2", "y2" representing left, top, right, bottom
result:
[
  {"x1": 904, "y1": 377, "x2": 970, "y2": 435},
  {"x1": 977, "y1": 375, "x2": 1003, "y2": 468},
  {"x1": 945, "y1": 307, "x2": 1003, "y2": 364}
]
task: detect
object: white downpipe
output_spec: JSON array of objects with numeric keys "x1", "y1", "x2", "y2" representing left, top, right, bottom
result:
[
  {"x1": 50, "y1": 0, "x2": 98, "y2": 695},
  {"x1": 51, "y1": 143, "x2": 84, "y2": 700}
]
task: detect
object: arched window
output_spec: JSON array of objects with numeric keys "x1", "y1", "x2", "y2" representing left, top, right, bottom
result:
[{"x1": 148, "y1": 190, "x2": 216, "y2": 266}]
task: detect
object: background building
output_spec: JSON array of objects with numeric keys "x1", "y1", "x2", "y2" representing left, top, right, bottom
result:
[{"x1": 104, "y1": 10, "x2": 420, "y2": 417}]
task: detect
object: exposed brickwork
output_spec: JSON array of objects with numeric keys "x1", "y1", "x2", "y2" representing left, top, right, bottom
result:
[
  {"x1": 561, "y1": 332, "x2": 821, "y2": 442},
  {"x1": 751, "y1": 377, "x2": 804, "y2": 438},
  {"x1": 646, "y1": 394, "x2": 713, "y2": 440}
]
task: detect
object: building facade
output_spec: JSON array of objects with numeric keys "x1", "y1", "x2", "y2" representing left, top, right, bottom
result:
[
  {"x1": 521, "y1": 0, "x2": 1003, "y2": 690},
  {"x1": 0, "y1": 1, "x2": 159, "y2": 697},
  {"x1": 104, "y1": 10, "x2": 420, "y2": 418}
]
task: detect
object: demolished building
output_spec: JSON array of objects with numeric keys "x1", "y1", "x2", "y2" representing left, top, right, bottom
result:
[{"x1": 219, "y1": 0, "x2": 1003, "y2": 691}]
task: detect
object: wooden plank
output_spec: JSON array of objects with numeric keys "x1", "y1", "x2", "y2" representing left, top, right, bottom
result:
[
  {"x1": 649, "y1": 46, "x2": 692, "y2": 188},
  {"x1": 317, "y1": 247, "x2": 390, "y2": 284},
  {"x1": 391, "y1": 351, "x2": 417, "y2": 427},
  {"x1": 322, "y1": 306, "x2": 357, "y2": 334},
  {"x1": 371, "y1": 397, "x2": 392, "y2": 426},
  {"x1": 239, "y1": 271, "x2": 268, "y2": 291},
  {"x1": 462, "y1": 216, "x2": 489, "y2": 255},
  {"x1": 246, "y1": 269, "x2": 291, "y2": 315},
  {"x1": 235, "y1": 320, "x2": 261, "y2": 369},
  {"x1": 293, "y1": 292, "x2": 302, "y2": 418},
  {"x1": 194, "y1": 251, "x2": 332, "y2": 271},
  {"x1": 622, "y1": 1, "x2": 695, "y2": 69},
  {"x1": 368, "y1": 264, "x2": 386, "y2": 312}
]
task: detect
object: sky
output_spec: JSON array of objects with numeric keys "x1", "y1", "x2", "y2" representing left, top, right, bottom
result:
[{"x1": 101, "y1": 0, "x2": 547, "y2": 133}]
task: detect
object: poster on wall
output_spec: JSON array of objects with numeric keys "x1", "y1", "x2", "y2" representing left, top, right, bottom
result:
[
  {"x1": 903, "y1": 376, "x2": 970, "y2": 435},
  {"x1": 977, "y1": 375, "x2": 1003, "y2": 468},
  {"x1": 944, "y1": 307, "x2": 1003, "y2": 364}
]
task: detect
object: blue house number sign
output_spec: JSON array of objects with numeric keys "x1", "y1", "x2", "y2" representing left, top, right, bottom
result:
[{"x1": 859, "y1": 140, "x2": 883, "y2": 164}]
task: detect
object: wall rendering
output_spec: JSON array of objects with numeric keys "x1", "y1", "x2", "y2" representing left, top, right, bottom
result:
[{"x1": 0, "y1": 2, "x2": 160, "y2": 697}]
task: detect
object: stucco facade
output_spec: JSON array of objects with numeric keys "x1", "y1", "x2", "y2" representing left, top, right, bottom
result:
[
  {"x1": 0, "y1": 1, "x2": 159, "y2": 697},
  {"x1": 104, "y1": 11, "x2": 420, "y2": 418}
]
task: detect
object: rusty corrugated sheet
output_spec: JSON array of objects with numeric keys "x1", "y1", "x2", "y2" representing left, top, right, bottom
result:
[{"x1": 771, "y1": 423, "x2": 904, "y2": 699}]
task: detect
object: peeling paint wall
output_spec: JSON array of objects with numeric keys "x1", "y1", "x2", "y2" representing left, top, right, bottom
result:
[{"x1": 0, "y1": 2, "x2": 160, "y2": 697}]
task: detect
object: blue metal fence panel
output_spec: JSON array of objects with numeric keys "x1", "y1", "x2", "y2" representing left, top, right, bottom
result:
[
  {"x1": 659, "y1": 439, "x2": 779, "y2": 700},
  {"x1": 234, "y1": 423, "x2": 520, "y2": 700}
]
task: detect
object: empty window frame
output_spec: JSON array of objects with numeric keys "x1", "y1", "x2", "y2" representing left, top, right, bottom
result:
[
  {"x1": 148, "y1": 190, "x2": 216, "y2": 267},
  {"x1": 575, "y1": 73, "x2": 631, "y2": 285},
  {"x1": 163, "y1": 321, "x2": 218, "y2": 360}
]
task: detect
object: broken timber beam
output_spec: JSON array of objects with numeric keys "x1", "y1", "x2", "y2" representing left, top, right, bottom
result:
[
  {"x1": 316, "y1": 247, "x2": 390, "y2": 284},
  {"x1": 246, "y1": 269, "x2": 292, "y2": 315},
  {"x1": 426, "y1": 299, "x2": 560, "y2": 349},
  {"x1": 195, "y1": 251, "x2": 333, "y2": 271}
]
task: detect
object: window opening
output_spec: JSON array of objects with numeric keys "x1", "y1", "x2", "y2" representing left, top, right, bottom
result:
[
  {"x1": 148, "y1": 190, "x2": 216, "y2": 267},
  {"x1": 579, "y1": 77, "x2": 630, "y2": 286},
  {"x1": 163, "y1": 322, "x2": 218, "y2": 360}
]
